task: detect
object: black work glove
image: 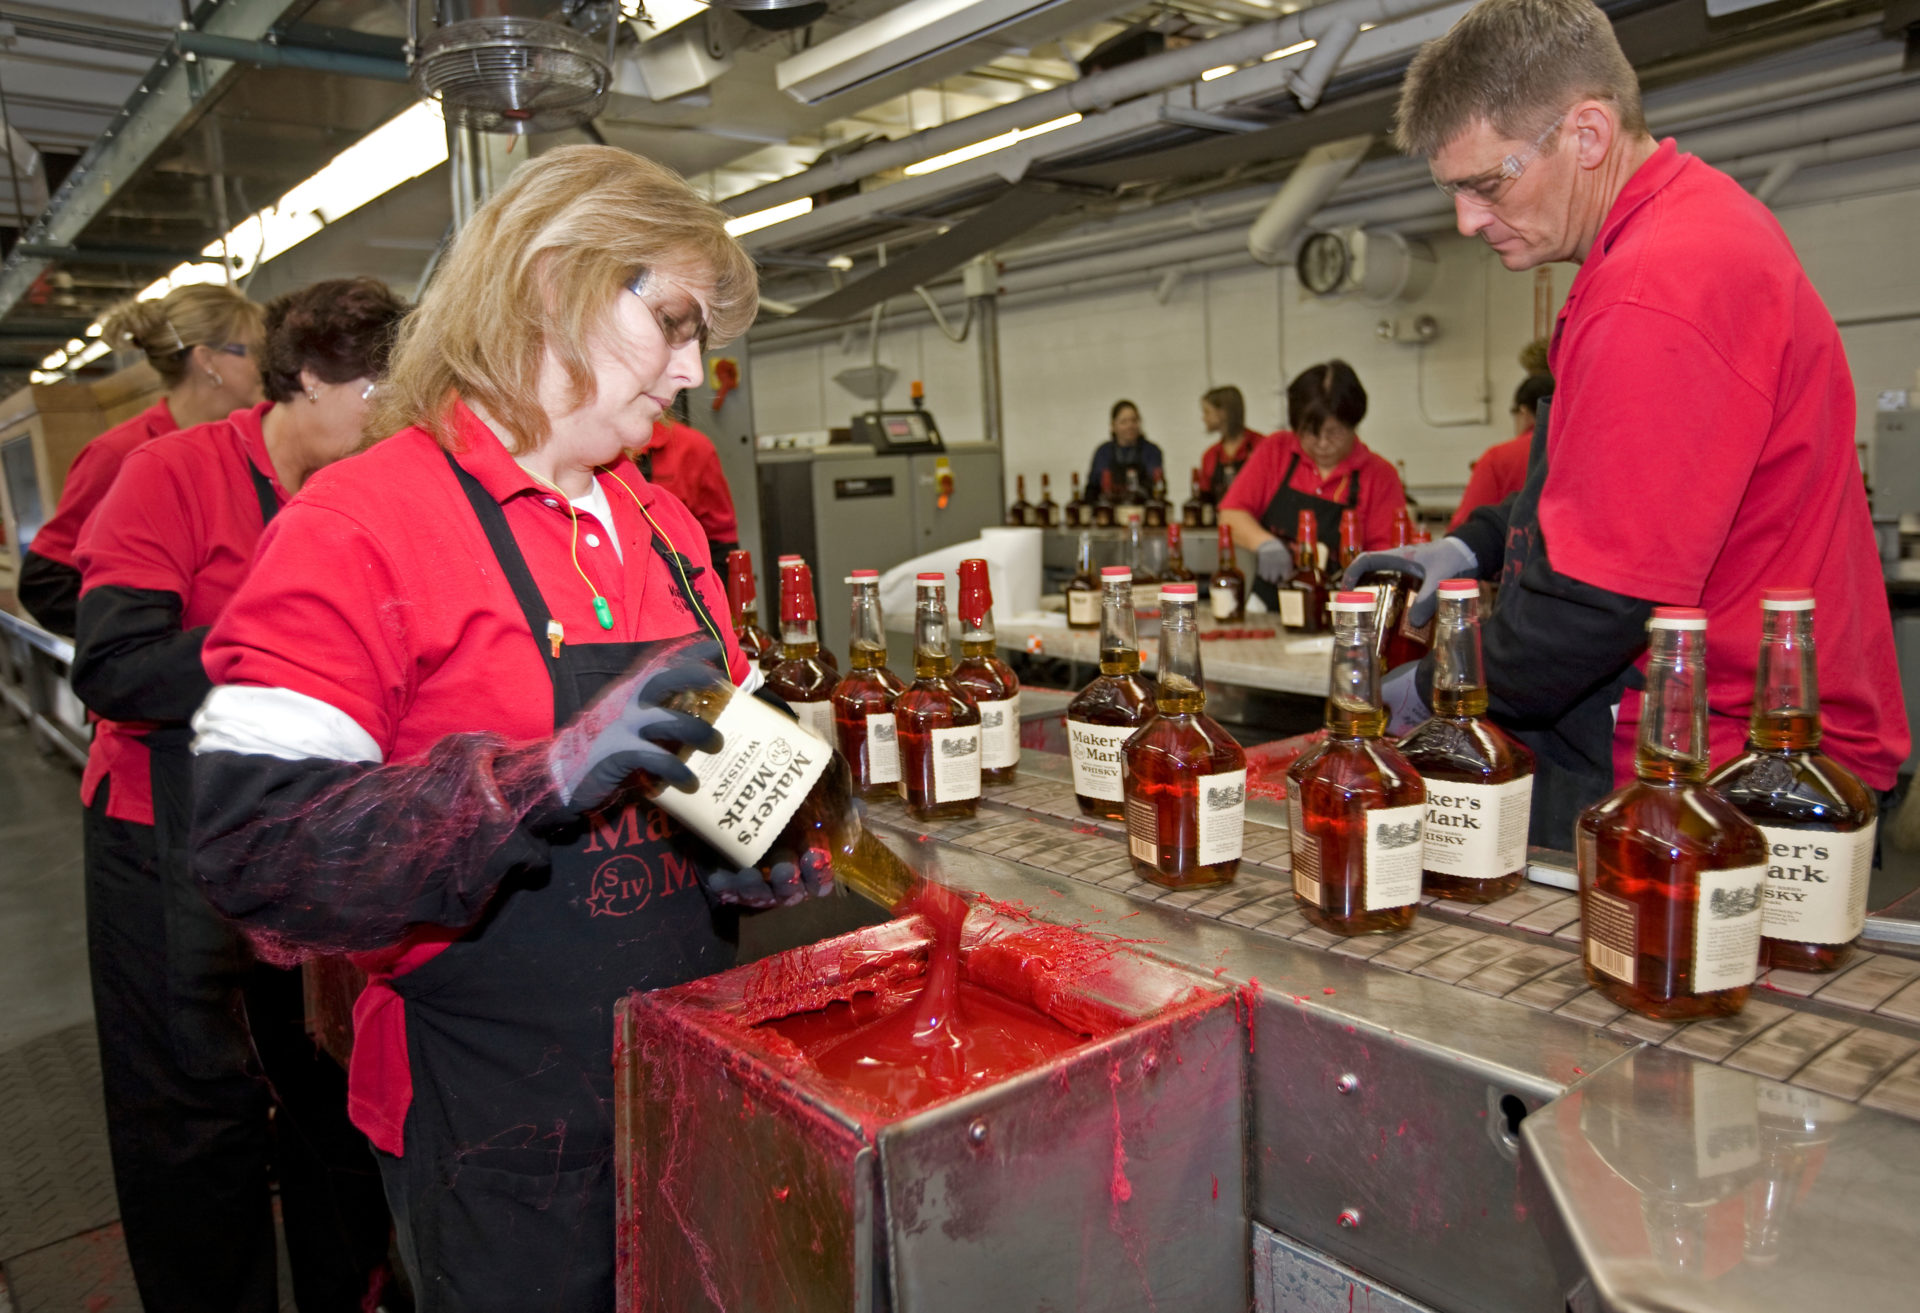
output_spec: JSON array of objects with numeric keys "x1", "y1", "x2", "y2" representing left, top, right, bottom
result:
[
  {"x1": 552, "y1": 640, "x2": 728, "y2": 814},
  {"x1": 1342, "y1": 537, "x2": 1479, "y2": 626}
]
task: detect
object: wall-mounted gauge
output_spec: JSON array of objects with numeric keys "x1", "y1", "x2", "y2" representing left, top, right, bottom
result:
[{"x1": 1298, "y1": 230, "x2": 1350, "y2": 296}]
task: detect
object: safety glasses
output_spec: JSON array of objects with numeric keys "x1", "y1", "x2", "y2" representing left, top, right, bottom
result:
[
  {"x1": 626, "y1": 270, "x2": 711, "y2": 352},
  {"x1": 1432, "y1": 111, "x2": 1568, "y2": 206}
]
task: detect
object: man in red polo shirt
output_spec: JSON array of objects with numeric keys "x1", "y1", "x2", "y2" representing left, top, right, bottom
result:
[{"x1": 1351, "y1": 0, "x2": 1906, "y2": 847}]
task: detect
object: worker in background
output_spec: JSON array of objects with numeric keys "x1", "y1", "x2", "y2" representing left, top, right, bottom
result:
[
  {"x1": 639, "y1": 413, "x2": 739, "y2": 564},
  {"x1": 186, "y1": 147, "x2": 831, "y2": 1312},
  {"x1": 18, "y1": 284, "x2": 264, "y2": 634},
  {"x1": 1219, "y1": 359, "x2": 1408, "y2": 610},
  {"x1": 1349, "y1": 0, "x2": 1906, "y2": 845},
  {"x1": 1197, "y1": 384, "x2": 1265, "y2": 503},
  {"x1": 72, "y1": 279, "x2": 407, "y2": 1313},
  {"x1": 1086, "y1": 398, "x2": 1163, "y2": 503},
  {"x1": 1450, "y1": 372, "x2": 1553, "y2": 529}
]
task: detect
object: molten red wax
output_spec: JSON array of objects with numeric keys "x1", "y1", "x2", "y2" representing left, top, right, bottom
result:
[{"x1": 760, "y1": 978, "x2": 1087, "y2": 1118}]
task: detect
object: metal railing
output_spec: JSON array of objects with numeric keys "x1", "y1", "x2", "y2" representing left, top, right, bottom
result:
[{"x1": 0, "y1": 609, "x2": 88, "y2": 766}]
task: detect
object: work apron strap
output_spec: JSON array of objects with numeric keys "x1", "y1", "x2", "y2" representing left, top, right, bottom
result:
[{"x1": 247, "y1": 461, "x2": 280, "y2": 529}]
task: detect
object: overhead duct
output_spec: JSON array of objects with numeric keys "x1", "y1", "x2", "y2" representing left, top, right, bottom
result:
[
  {"x1": 708, "y1": 0, "x2": 831, "y2": 31},
  {"x1": 407, "y1": 0, "x2": 615, "y2": 134},
  {"x1": 1287, "y1": 18, "x2": 1360, "y2": 111},
  {"x1": 1247, "y1": 135, "x2": 1373, "y2": 266},
  {"x1": 778, "y1": 0, "x2": 1099, "y2": 105}
]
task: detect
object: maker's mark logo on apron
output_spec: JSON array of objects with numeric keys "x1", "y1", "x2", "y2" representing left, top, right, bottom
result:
[
  {"x1": 584, "y1": 851, "x2": 701, "y2": 917},
  {"x1": 582, "y1": 802, "x2": 681, "y2": 853}
]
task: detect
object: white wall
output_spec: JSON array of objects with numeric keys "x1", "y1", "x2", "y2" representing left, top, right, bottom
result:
[{"x1": 749, "y1": 183, "x2": 1920, "y2": 506}]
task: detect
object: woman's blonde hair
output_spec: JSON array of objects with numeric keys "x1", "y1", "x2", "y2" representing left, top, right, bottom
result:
[
  {"x1": 375, "y1": 145, "x2": 759, "y2": 452},
  {"x1": 99, "y1": 283, "x2": 264, "y2": 389}
]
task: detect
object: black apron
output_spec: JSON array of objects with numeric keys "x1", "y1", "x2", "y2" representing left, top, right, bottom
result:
[
  {"x1": 1491, "y1": 399, "x2": 1631, "y2": 850},
  {"x1": 1252, "y1": 451, "x2": 1358, "y2": 610},
  {"x1": 387, "y1": 455, "x2": 738, "y2": 1313},
  {"x1": 146, "y1": 459, "x2": 284, "y2": 1079}
]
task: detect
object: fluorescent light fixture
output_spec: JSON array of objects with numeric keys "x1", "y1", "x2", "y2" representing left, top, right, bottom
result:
[
  {"x1": 777, "y1": 0, "x2": 1081, "y2": 105},
  {"x1": 725, "y1": 197, "x2": 812, "y2": 236},
  {"x1": 39, "y1": 348, "x2": 64, "y2": 370},
  {"x1": 1263, "y1": 39, "x2": 1316, "y2": 61},
  {"x1": 902, "y1": 113, "x2": 1081, "y2": 176},
  {"x1": 1201, "y1": 64, "x2": 1237, "y2": 81},
  {"x1": 75, "y1": 340, "x2": 110, "y2": 366}
]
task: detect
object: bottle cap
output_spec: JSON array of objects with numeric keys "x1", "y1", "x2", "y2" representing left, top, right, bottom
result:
[
  {"x1": 780, "y1": 562, "x2": 817, "y2": 623},
  {"x1": 777, "y1": 554, "x2": 803, "y2": 573},
  {"x1": 958, "y1": 558, "x2": 992, "y2": 624},
  {"x1": 1159, "y1": 582, "x2": 1198, "y2": 601},
  {"x1": 845, "y1": 569, "x2": 879, "y2": 584},
  {"x1": 1761, "y1": 588, "x2": 1815, "y2": 610},
  {"x1": 1437, "y1": 579, "x2": 1479, "y2": 598},
  {"x1": 1649, "y1": 607, "x2": 1707, "y2": 630},
  {"x1": 1329, "y1": 591, "x2": 1375, "y2": 611},
  {"x1": 1101, "y1": 566, "x2": 1133, "y2": 580},
  {"x1": 916, "y1": 572, "x2": 946, "y2": 591},
  {"x1": 726, "y1": 549, "x2": 755, "y2": 603}
]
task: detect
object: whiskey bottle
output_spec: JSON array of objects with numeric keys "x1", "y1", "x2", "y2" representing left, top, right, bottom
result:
[
  {"x1": 1161, "y1": 522, "x2": 1196, "y2": 583},
  {"x1": 894, "y1": 573, "x2": 982, "y2": 821},
  {"x1": 1209, "y1": 523, "x2": 1246, "y2": 623},
  {"x1": 725, "y1": 549, "x2": 778, "y2": 673},
  {"x1": 1114, "y1": 467, "x2": 1147, "y2": 528},
  {"x1": 832, "y1": 569, "x2": 907, "y2": 802},
  {"x1": 1391, "y1": 506, "x2": 1414, "y2": 549},
  {"x1": 952, "y1": 558, "x2": 1021, "y2": 787},
  {"x1": 776, "y1": 555, "x2": 837, "y2": 671},
  {"x1": 1279, "y1": 509, "x2": 1329, "y2": 634},
  {"x1": 1127, "y1": 520, "x2": 1161, "y2": 612},
  {"x1": 1123, "y1": 582, "x2": 1247, "y2": 888},
  {"x1": 1064, "y1": 472, "x2": 1090, "y2": 528},
  {"x1": 1067, "y1": 566, "x2": 1156, "y2": 820},
  {"x1": 1397, "y1": 580, "x2": 1535, "y2": 903},
  {"x1": 1352, "y1": 563, "x2": 1431, "y2": 671},
  {"x1": 1064, "y1": 531, "x2": 1102, "y2": 631},
  {"x1": 1707, "y1": 590, "x2": 1877, "y2": 973},
  {"x1": 1035, "y1": 474, "x2": 1059, "y2": 529},
  {"x1": 1092, "y1": 472, "x2": 1117, "y2": 528},
  {"x1": 1143, "y1": 472, "x2": 1170, "y2": 528},
  {"x1": 1182, "y1": 467, "x2": 1209, "y2": 529},
  {"x1": 766, "y1": 560, "x2": 837, "y2": 745},
  {"x1": 1338, "y1": 509, "x2": 1363, "y2": 573},
  {"x1": 1007, "y1": 474, "x2": 1035, "y2": 527},
  {"x1": 1578, "y1": 609, "x2": 1768, "y2": 1020},
  {"x1": 1286, "y1": 592, "x2": 1427, "y2": 935}
]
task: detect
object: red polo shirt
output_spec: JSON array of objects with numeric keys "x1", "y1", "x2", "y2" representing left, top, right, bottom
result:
[
  {"x1": 32, "y1": 397, "x2": 177, "y2": 567},
  {"x1": 1198, "y1": 429, "x2": 1266, "y2": 496},
  {"x1": 1450, "y1": 433, "x2": 1529, "y2": 530},
  {"x1": 1537, "y1": 140, "x2": 1906, "y2": 789},
  {"x1": 1219, "y1": 429, "x2": 1406, "y2": 549},
  {"x1": 73, "y1": 402, "x2": 284, "y2": 825},
  {"x1": 643, "y1": 417, "x2": 738, "y2": 546},
  {"x1": 201, "y1": 401, "x2": 750, "y2": 1154}
]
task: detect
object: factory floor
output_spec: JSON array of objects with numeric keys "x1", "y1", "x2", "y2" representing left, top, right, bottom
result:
[{"x1": 0, "y1": 713, "x2": 1917, "y2": 1311}]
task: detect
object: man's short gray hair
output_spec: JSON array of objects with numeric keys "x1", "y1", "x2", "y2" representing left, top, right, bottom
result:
[{"x1": 1394, "y1": 0, "x2": 1645, "y2": 157}]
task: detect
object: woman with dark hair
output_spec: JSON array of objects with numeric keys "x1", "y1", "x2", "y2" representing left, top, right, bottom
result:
[
  {"x1": 1086, "y1": 398, "x2": 1164, "y2": 503},
  {"x1": 71, "y1": 276, "x2": 407, "y2": 1313},
  {"x1": 1197, "y1": 384, "x2": 1265, "y2": 502},
  {"x1": 1450, "y1": 373, "x2": 1553, "y2": 528},
  {"x1": 1218, "y1": 359, "x2": 1406, "y2": 608}
]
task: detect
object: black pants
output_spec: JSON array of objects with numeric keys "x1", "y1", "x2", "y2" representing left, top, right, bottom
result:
[{"x1": 85, "y1": 781, "x2": 394, "y2": 1312}]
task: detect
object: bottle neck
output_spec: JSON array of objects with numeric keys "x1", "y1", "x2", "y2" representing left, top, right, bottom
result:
[
  {"x1": 1431, "y1": 593, "x2": 1489, "y2": 718},
  {"x1": 1156, "y1": 599, "x2": 1204, "y2": 713},
  {"x1": 1326, "y1": 611, "x2": 1384, "y2": 738},
  {"x1": 780, "y1": 617, "x2": 820, "y2": 658},
  {"x1": 849, "y1": 585, "x2": 887, "y2": 669},
  {"x1": 1076, "y1": 534, "x2": 1094, "y2": 574},
  {"x1": 914, "y1": 593, "x2": 953, "y2": 678},
  {"x1": 1637, "y1": 625, "x2": 1710, "y2": 783},
  {"x1": 733, "y1": 602, "x2": 760, "y2": 631},
  {"x1": 1099, "y1": 580, "x2": 1141, "y2": 675},
  {"x1": 960, "y1": 610, "x2": 996, "y2": 653},
  {"x1": 1294, "y1": 517, "x2": 1319, "y2": 574},
  {"x1": 1166, "y1": 535, "x2": 1186, "y2": 571},
  {"x1": 1750, "y1": 607, "x2": 1819, "y2": 751}
]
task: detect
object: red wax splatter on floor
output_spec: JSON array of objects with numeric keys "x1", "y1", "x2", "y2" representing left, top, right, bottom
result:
[
  {"x1": 1211, "y1": 1174, "x2": 1219, "y2": 1201},
  {"x1": 1120, "y1": 910, "x2": 1141, "y2": 919},
  {"x1": 1323, "y1": 987, "x2": 1336, "y2": 994},
  {"x1": 1572, "y1": 1067, "x2": 1584, "y2": 1075},
  {"x1": 774, "y1": 1186, "x2": 789, "y2": 1201}
]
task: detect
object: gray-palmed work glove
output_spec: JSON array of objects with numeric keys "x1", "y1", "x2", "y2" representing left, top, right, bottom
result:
[
  {"x1": 555, "y1": 641, "x2": 727, "y2": 814},
  {"x1": 1381, "y1": 661, "x2": 1429, "y2": 738},
  {"x1": 1255, "y1": 538, "x2": 1295, "y2": 585},
  {"x1": 1342, "y1": 536, "x2": 1478, "y2": 627}
]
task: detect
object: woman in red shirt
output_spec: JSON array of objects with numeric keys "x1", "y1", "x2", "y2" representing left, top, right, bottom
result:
[
  {"x1": 1449, "y1": 373, "x2": 1552, "y2": 529},
  {"x1": 1196, "y1": 384, "x2": 1264, "y2": 504},
  {"x1": 73, "y1": 278, "x2": 407, "y2": 1312},
  {"x1": 187, "y1": 147, "x2": 827, "y2": 1311},
  {"x1": 1219, "y1": 360, "x2": 1407, "y2": 608}
]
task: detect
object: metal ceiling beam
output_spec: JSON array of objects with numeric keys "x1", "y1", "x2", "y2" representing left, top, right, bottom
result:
[
  {"x1": 0, "y1": 0, "x2": 309, "y2": 323},
  {"x1": 173, "y1": 28, "x2": 410, "y2": 84}
]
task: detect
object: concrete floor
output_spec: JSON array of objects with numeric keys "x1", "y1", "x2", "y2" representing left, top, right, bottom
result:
[{"x1": 0, "y1": 718, "x2": 90, "y2": 1053}]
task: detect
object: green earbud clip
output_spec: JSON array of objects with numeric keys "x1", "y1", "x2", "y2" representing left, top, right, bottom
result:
[{"x1": 593, "y1": 596, "x2": 613, "y2": 630}]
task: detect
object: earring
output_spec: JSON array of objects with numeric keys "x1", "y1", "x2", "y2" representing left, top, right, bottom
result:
[
  {"x1": 306, "y1": 387, "x2": 318, "y2": 403},
  {"x1": 206, "y1": 370, "x2": 221, "y2": 385}
]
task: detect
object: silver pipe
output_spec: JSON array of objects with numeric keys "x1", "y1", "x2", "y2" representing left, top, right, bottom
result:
[
  {"x1": 976, "y1": 293, "x2": 1002, "y2": 447},
  {"x1": 174, "y1": 30, "x2": 411, "y2": 82}
]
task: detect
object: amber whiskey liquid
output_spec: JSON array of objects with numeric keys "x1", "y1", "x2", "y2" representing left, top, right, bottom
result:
[
  {"x1": 1035, "y1": 474, "x2": 1059, "y2": 528},
  {"x1": 765, "y1": 561, "x2": 837, "y2": 746},
  {"x1": 832, "y1": 569, "x2": 907, "y2": 802},
  {"x1": 1579, "y1": 609, "x2": 1768, "y2": 1020},
  {"x1": 1397, "y1": 581, "x2": 1535, "y2": 903},
  {"x1": 1123, "y1": 583, "x2": 1246, "y2": 888},
  {"x1": 1352, "y1": 566, "x2": 1431, "y2": 671},
  {"x1": 1287, "y1": 593, "x2": 1426, "y2": 935},
  {"x1": 1064, "y1": 531, "x2": 1101, "y2": 631},
  {"x1": 1007, "y1": 474, "x2": 1034, "y2": 527},
  {"x1": 952, "y1": 557, "x2": 1021, "y2": 788},
  {"x1": 1707, "y1": 590, "x2": 1877, "y2": 973},
  {"x1": 1181, "y1": 467, "x2": 1210, "y2": 529},
  {"x1": 725, "y1": 549, "x2": 778, "y2": 672},
  {"x1": 1064, "y1": 472, "x2": 1090, "y2": 528},
  {"x1": 1279, "y1": 509, "x2": 1328, "y2": 634},
  {"x1": 1209, "y1": 523, "x2": 1246, "y2": 622},
  {"x1": 1160, "y1": 522, "x2": 1196, "y2": 584},
  {"x1": 894, "y1": 573, "x2": 981, "y2": 821},
  {"x1": 1067, "y1": 566, "x2": 1155, "y2": 820}
]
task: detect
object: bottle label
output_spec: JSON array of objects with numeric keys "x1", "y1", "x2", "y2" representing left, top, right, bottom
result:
[
  {"x1": 1421, "y1": 775, "x2": 1534, "y2": 879},
  {"x1": 660, "y1": 690, "x2": 830, "y2": 868},
  {"x1": 975, "y1": 694, "x2": 1021, "y2": 770},
  {"x1": 1069, "y1": 720, "x2": 1138, "y2": 801},
  {"x1": 791, "y1": 697, "x2": 836, "y2": 745},
  {"x1": 929, "y1": 724, "x2": 982, "y2": 803},
  {"x1": 1126, "y1": 794, "x2": 1157, "y2": 865},
  {"x1": 1067, "y1": 589, "x2": 1100, "y2": 626},
  {"x1": 1755, "y1": 823, "x2": 1876, "y2": 945},
  {"x1": 1583, "y1": 887, "x2": 1638, "y2": 985},
  {"x1": 1363, "y1": 803, "x2": 1425, "y2": 910},
  {"x1": 1692, "y1": 863, "x2": 1767, "y2": 994},
  {"x1": 1196, "y1": 769, "x2": 1246, "y2": 866},
  {"x1": 1277, "y1": 588, "x2": 1306, "y2": 628},
  {"x1": 1288, "y1": 795, "x2": 1322, "y2": 905},
  {"x1": 1131, "y1": 583, "x2": 1159, "y2": 612},
  {"x1": 864, "y1": 712, "x2": 900, "y2": 784},
  {"x1": 1202, "y1": 504, "x2": 1216, "y2": 527},
  {"x1": 1211, "y1": 587, "x2": 1238, "y2": 621}
]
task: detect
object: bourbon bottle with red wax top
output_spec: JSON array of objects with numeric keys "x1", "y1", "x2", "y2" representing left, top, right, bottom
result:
[
  {"x1": 952, "y1": 558, "x2": 1021, "y2": 787},
  {"x1": 1064, "y1": 531, "x2": 1101, "y2": 631},
  {"x1": 1707, "y1": 590, "x2": 1877, "y2": 973},
  {"x1": 1144, "y1": 472, "x2": 1170, "y2": 528},
  {"x1": 832, "y1": 569, "x2": 907, "y2": 802},
  {"x1": 1352, "y1": 563, "x2": 1431, "y2": 671},
  {"x1": 1006, "y1": 475, "x2": 1035, "y2": 527},
  {"x1": 1578, "y1": 609, "x2": 1768, "y2": 1020},
  {"x1": 893, "y1": 574, "x2": 982, "y2": 821},
  {"x1": 1092, "y1": 472, "x2": 1117, "y2": 528},
  {"x1": 1338, "y1": 509, "x2": 1363, "y2": 573},
  {"x1": 1064, "y1": 472, "x2": 1090, "y2": 528},
  {"x1": 776, "y1": 556, "x2": 837, "y2": 671},
  {"x1": 1397, "y1": 580, "x2": 1535, "y2": 902},
  {"x1": 1160, "y1": 522, "x2": 1196, "y2": 584},
  {"x1": 1035, "y1": 474, "x2": 1059, "y2": 528},
  {"x1": 1279, "y1": 510, "x2": 1329, "y2": 634},
  {"x1": 1286, "y1": 592, "x2": 1426, "y2": 935},
  {"x1": 1209, "y1": 523, "x2": 1246, "y2": 623},
  {"x1": 1123, "y1": 582, "x2": 1247, "y2": 888},
  {"x1": 725, "y1": 549, "x2": 777, "y2": 672},
  {"x1": 1067, "y1": 566, "x2": 1156, "y2": 819},
  {"x1": 766, "y1": 562, "x2": 837, "y2": 746}
]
